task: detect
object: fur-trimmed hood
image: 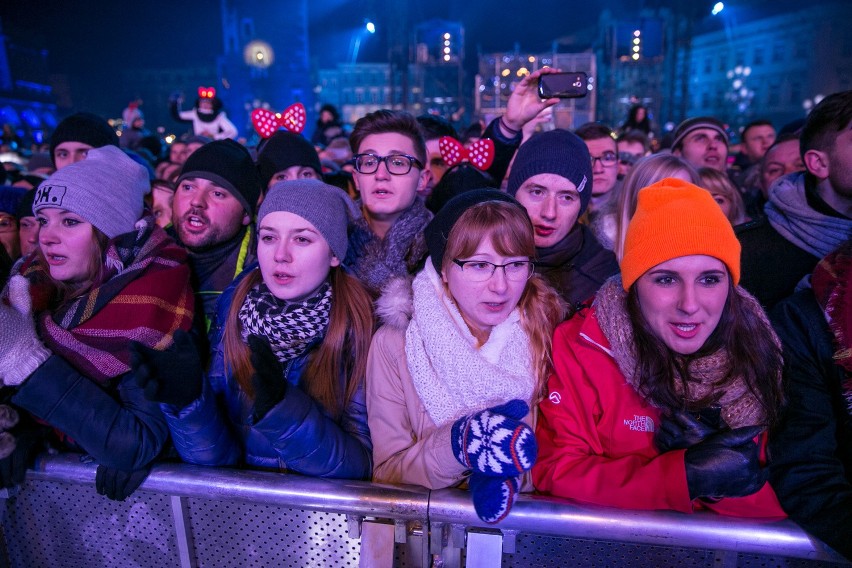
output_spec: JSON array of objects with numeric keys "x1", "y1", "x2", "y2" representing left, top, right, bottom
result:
[{"x1": 375, "y1": 276, "x2": 413, "y2": 330}]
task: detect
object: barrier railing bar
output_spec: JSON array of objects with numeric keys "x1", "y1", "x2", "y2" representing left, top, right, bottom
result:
[
  {"x1": 170, "y1": 495, "x2": 197, "y2": 568},
  {"x1": 427, "y1": 489, "x2": 848, "y2": 563},
  {"x1": 28, "y1": 454, "x2": 430, "y2": 521},
  {"x1": 15, "y1": 454, "x2": 851, "y2": 566}
]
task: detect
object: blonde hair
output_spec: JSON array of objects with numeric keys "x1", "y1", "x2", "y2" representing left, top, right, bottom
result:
[
  {"x1": 441, "y1": 201, "x2": 566, "y2": 403},
  {"x1": 613, "y1": 154, "x2": 700, "y2": 261},
  {"x1": 697, "y1": 167, "x2": 747, "y2": 225}
]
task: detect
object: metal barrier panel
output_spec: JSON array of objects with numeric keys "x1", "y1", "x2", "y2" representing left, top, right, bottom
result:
[
  {"x1": 0, "y1": 455, "x2": 848, "y2": 568},
  {"x1": 427, "y1": 489, "x2": 849, "y2": 567},
  {"x1": 2, "y1": 479, "x2": 180, "y2": 567},
  {"x1": 182, "y1": 498, "x2": 359, "y2": 567}
]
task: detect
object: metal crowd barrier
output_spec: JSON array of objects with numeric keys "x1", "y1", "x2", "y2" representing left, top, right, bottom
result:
[{"x1": 0, "y1": 453, "x2": 847, "y2": 567}]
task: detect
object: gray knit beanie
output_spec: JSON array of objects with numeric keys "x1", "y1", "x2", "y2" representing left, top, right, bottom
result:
[
  {"x1": 506, "y1": 129, "x2": 593, "y2": 215},
  {"x1": 257, "y1": 179, "x2": 358, "y2": 261},
  {"x1": 33, "y1": 146, "x2": 148, "y2": 239}
]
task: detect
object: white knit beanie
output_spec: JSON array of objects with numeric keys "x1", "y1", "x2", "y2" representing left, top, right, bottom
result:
[{"x1": 33, "y1": 146, "x2": 148, "y2": 238}]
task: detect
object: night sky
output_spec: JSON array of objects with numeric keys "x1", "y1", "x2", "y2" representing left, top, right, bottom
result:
[{"x1": 0, "y1": 0, "x2": 816, "y2": 118}]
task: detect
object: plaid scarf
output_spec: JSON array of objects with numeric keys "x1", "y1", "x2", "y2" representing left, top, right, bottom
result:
[
  {"x1": 811, "y1": 238, "x2": 852, "y2": 414},
  {"x1": 238, "y1": 281, "x2": 332, "y2": 365},
  {"x1": 18, "y1": 216, "x2": 194, "y2": 385}
]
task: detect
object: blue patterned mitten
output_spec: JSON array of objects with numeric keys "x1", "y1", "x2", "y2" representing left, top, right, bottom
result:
[
  {"x1": 469, "y1": 473, "x2": 520, "y2": 524},
  {"x1": 451, "y1": 399, "x2": 537, "y2": 477}
]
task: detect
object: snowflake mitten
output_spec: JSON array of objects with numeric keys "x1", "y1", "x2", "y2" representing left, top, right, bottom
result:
[
  {"x1": 451, "y1": 399, "x2": 537, "y2": 477},
  {"x1": 469, "y1": 473, "x2": 520, "y2": 524}
]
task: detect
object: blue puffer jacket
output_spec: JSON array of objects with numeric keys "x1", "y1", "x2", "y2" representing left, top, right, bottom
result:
[{"x1": 161, "y1": 266, "x2": 373, "y2": 479}]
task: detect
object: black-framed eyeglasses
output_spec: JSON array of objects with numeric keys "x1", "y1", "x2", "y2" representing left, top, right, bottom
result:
[
  {"x1": 618, "y1": 151, "x2": 642, "y2": 166},
  {"x1": 590, "y1": 151, "x2": 618, "y2": 167},
  {"x1": 352, "y1": 153, "x2": 424, "y2": 175},
  {"x1": 452, "y1": 259, "x2": 535, "y2": 282}
]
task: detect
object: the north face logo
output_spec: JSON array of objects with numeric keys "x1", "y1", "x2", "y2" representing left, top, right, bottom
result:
[
  {"x1": 34, "y1": 184, "x2": 66, "y2": 207},
  {"x1": 624, "y1": 415, "x2": 655, "y2": 432}
]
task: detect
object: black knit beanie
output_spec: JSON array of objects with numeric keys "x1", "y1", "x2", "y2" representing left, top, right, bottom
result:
[
  {"x1": 506, "y1": 129, "x2": 593, "y2": 215},
  {"x1": 49, "y1": 112, "x2": 119, "y2": 166},
  {"x1": 177, "y1": 139, "x2": 261, "y2": 216},
  {"x1": 15, "y1": 188, "x2": 37, "y2": 220},
  {"x1": 426, "y1": 164, "x2": 495, "y2": 214},
  {"x1": 425, "y1": 188, "x2": 522, "y2": 274},
  {"x1": 256, "y1": 131, "x2": 322, "y2": 189}
]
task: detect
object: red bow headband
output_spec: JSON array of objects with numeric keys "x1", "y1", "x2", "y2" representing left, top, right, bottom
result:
[
  {"x1": 438, "y1": 136, "x2": 495, "y2": 171},
  {"x1": 198, "y1": 86, "x2": 216, "y2": 99},
  {"x1": 251, "y1": 103, "x2": 307, "y2": 138}
]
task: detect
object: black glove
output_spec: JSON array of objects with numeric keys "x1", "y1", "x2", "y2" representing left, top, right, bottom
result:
[
  {"x1": 130, "y1": 329, "x2": 203, "y2": 409},
  {"x1": 0, "y1": 418, "x2": 45, "y2": 489},
  {"x1": 684, "y1": 425, "x2": 767, "y2": 500},
  {"x1": 655, "y1": 410, "x2": 720, "y2": 453},
  {"x1": 95, "y1": 463, "x2": 152, "y2": 501},
  {"x1": 248, "y1": 335, "x2": 287, "y2": 423}
]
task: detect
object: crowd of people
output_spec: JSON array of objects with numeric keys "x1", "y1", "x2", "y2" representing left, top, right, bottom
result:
[{"x1": 0, "y1": 68, "x2": 849, "y2": 560}]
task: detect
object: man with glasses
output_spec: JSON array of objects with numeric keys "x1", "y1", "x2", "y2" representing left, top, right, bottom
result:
[
  {"x1": 346, "y1": 110, "x2": 433, "y2": 296},
  {"x1": 507, "y1": 129, "x2": 619, "y2": 313},
  {"x1": 576, "y1": 123, "x2": 620, "y2": 208},
  {"x1": 576, "y1": 123, "x2": 621, "y2": 251},
  {"x1": 616, "y1": 130, "x2": 650, "y2": 180}
]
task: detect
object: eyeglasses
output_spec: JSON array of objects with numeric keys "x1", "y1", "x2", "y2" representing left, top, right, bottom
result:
[
  {"x1": 618, "y1": 152, "x2": 642, "y2": 166},
  {"x1": 452, "y1": 259, "x2": 535, "y2": 282},
  {"x1": 590, "y1": 152, "x2": 618, "y2": 167},
  {"x1": 352, "y1": 153, "x2": 424, "y2": 175}
]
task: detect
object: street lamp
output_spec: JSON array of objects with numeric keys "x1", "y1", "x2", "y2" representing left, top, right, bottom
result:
[{"x1": 711, "y1": 2, "x2": 724, "y2": 16}]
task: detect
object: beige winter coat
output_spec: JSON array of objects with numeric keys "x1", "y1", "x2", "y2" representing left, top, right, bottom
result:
[
  {"x1": 366, "y1": 277, "x2": 535, "y2": 490},
  {"x1": 367, "y1": 324, "x2": 469, "y2": 489}
]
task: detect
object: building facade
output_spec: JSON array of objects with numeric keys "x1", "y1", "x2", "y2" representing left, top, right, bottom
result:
[
  {"x1": 685, "y1": 2, "x2": 852, "y2": 133},
  {"x1": 0, "y1": 19, "x2": 58, "y2": 148}
]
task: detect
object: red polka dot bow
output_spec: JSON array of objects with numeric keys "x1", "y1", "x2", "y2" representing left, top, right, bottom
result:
[
  {"x1": 198, "y1": 86, "x2": 216, "y2": 99},
  {"x1": 438, "y1": 136, "x2": 495, "y2": 171},
  {"x1": 250, "y1": 103, "x2": 307, "y2": 138}
]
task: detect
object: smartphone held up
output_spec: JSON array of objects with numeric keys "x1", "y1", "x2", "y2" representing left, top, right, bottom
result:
[{"x1": 538, "y1": 72, "x2": 589, "y2": 99}]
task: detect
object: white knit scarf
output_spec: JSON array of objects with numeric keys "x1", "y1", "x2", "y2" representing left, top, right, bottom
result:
[{"x1": 404, "y1": 261, "x2": 535, "y2": 426}]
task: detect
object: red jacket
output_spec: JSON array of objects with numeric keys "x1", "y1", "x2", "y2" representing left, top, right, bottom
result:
[{"x1": 533, "y1": 306, "x2": 786, "y2": 518}]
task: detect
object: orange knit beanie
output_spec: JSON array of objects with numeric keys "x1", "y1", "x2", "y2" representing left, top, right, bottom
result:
[{"x1": 620, "y1": 177, "x2": 741, "y2": 290}]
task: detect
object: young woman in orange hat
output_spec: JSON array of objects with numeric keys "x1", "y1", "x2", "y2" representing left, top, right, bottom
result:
[{"x1": 533, "y1": 177, "x2": 786, "y2": 517}]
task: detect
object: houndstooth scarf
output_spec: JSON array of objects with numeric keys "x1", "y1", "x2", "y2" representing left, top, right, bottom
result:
[{"x1": 239, "y1": 281, "x2": 332, "y2": 364}]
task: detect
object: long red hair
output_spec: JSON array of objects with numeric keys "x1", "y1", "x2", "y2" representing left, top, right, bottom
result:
[
  {"x1": 441, "y1": 201, "x2": 566, "y2": 404},
  {"x1": 222, "y1": 267, "x2": 374, "y2": 420}
]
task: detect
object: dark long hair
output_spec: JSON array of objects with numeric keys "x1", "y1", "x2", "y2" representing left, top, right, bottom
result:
[{"x1": 626, "y1": 277, "x2": 783, "y2": 429}]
